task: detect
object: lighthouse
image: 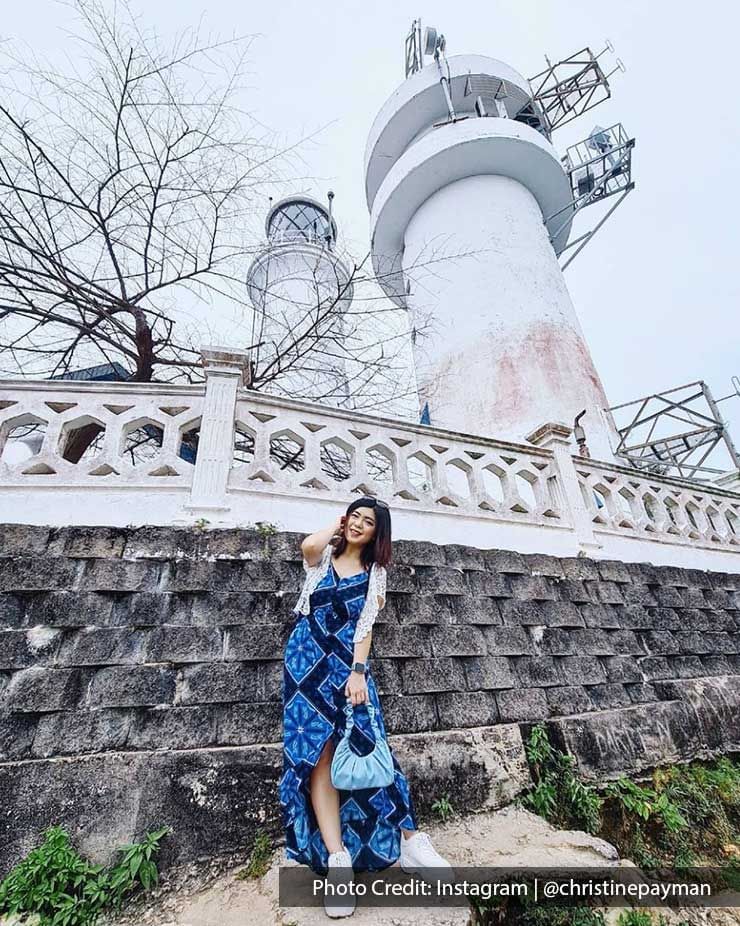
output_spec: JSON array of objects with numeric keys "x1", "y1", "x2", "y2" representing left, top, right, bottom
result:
[
  {"x1": 246, "y1": 195, "x2": 354, "y2": 408},
  {"x1": 364, "y1": 26, "x2": 629, "y2": 461}
]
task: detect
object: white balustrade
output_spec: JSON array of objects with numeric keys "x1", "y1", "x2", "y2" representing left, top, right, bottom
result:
[{"x1": 1, "y1": 356, "x2": 739, "y2": 570}]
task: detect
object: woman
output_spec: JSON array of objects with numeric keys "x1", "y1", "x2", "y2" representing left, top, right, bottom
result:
[{"x1": 279, "y1": 496, "x2": 452, "y2": 917}]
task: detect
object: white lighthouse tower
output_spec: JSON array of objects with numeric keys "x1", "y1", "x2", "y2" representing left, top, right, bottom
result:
[
  {"x1": 246, "y1": 195, "x2": 354, "y2": 408},
  {"x1": 365, "y1": 25, "x2": 633, "y2": 461}
]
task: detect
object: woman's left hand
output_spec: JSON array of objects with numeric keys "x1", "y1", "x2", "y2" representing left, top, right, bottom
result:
[{"x1": 345, "y1": 671, "x2": 368, "y2": 706}]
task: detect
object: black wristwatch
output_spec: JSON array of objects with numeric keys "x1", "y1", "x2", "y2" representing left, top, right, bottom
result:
[{"x1": 352, "y1": 661, "x2": 367, "y2": 674}]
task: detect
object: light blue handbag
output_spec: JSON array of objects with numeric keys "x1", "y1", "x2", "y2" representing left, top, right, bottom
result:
[{"x1": 331, "y1": 698, "x2": 395, "y2": 790}]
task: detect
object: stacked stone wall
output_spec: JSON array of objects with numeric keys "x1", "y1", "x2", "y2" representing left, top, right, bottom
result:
[{"x1": 1, "y1": 524, "x2": 739, "y2": 874}]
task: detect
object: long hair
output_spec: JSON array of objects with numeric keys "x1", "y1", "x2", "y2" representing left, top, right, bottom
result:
[{"x1": 332, "y1": 497, "x2": 392, "y2": 569}]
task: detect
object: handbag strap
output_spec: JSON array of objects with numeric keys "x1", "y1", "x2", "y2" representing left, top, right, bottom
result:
[{"x1": 342, "y1": 698, "x2": 382, "y2": 741}]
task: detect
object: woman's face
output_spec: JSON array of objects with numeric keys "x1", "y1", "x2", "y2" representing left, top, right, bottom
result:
[{"x1": 344, "y1": 506, "x2": 377, "y2": 546}]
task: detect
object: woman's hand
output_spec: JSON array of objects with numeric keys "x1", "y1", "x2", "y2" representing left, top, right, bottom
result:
[
  {"x1": 345, "y1": 670, "x2": 368, "y2": 706},
  {"x1": 331, "y1": 514, "x2": 346, "y2": 546}
]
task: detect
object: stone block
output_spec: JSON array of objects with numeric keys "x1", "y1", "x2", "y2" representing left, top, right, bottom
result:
[
  {"x1": 89, "y1": 665, "x2": 176, "y2": 708},
  {"x1": 569, "y1": 628, "x2": 616, "y2": 656},
  {"x1": 674, "y1": 631, "x2": 715, "y2": 655},
  {"x1": 462, "y1": 655, "x2": 515, "y2": 691},
  {"x1": 587, "y1": 581, "x2": 625, "y2": 605},
  {"x1": 653, "y1": 675, "x2": 740, "y2": 752},
  {"x1": 215, "y1": 702, "x2": 282, "y2": 745},
  {"x1": 579, "y1": 603, "x2": 621, "y2": 628},
  {"x1": 129, "y1": 706, "x2": 219, "y2": 750},
  {"x1": 639, "y1": 631, "x2": 680, "y2": 656},
  {"x1": 668, "y1": 655, "x2": 706, "y2": 678},
  {"x1": 586, "y1": 684, "x2": 632, "y2": 710},
  {"x1": 620, "y1": 585, "x2": 658, "y2": 606},
  {"x1": 682, "y1": 587, "x2": 708, "y2": 608},
  {"x1": 0, "y1": 628, "x2": 61, "y2": 669},
  {"x1": 546, "y1": 686, "x2": 592, "y2": 716},
  {"x1": 47, "y1": 526, "x2": 128, "y2": 559},
  {"x1": 597, "y1": 560, "x2": 632, "y2": 583},
  {"x1": 373, "y1": 624, "x2": 431, "y2": 657},
  {"x1": 546, "y1": 699, "x2": 701, "y2": 779},
  {"x1": 436, "y1": 690, "x2": 498, "y2": 727},
  {"x1": 443, "y1": 545, "x2": 486, "y2": 570},
  {"x1": 260, "y1": 661, "x2": 283, "y2": 700},
  {"x1": 415, "y1": 565, "x2": 467, "y2": 595},
  {"x1": 483, "y1": 549, "x2": 529, "y2": 575},
  {"x1": 559, "y1": 656, "x2": 606, "y2": 685},
  {"x1": 32, "y1": 709, "x2": 132, "y2": 758},
  {"x1": 0, "y1": 557, "x2": 78, "y2": 592},
  {"x1": 625, "y1": 682, "x2": 658, "y2": 704},
  {"x1": 0, "y1": 524, "x2": 50, "y2": 556},
  {"x1": 509, "y1": 575, "x2": 559, "y2": 601},
  {"x1": 80, "y1": 559, "x2": 159, "y2": 592},
  {"x1": 146, "y1": 626, "x2": 222, "y2": 663},
  {"x1": 391, "y1": 724, "x2": 531, "y2": 814},
  {"x1": 496, "y1": 688, "x2": 548, "y2": 722},
  {"x1": 609, "y1": 630, "x2": 644, "y2": 655},
  {"x1": 223, "y1": 625, "x2": 284, "y2": 661},
  {"x1": 448, "y1": 596, "x2": 502, "y2": 625},
  {"x1": 391, "y1": 539, "x2": 446, "y2": 566},
  {"x1": 57, "y1": 628, "x2": 146, "y2": 666},
  {"x1": 180, "y1": 662, "x2": 261, "y2": 704},
  {"x1": 119, "y1": 592, "x2": 177, "y2": 627},
  {"x1": 466, "y1": 571, "x2": 512, "y2": 597},
  {"x1": 385, "y1": 564, "x2": 418, "y2": 594},
  {"x1": 652, "y1": 586, "x2": 686, "y2": 609},
  {"x1": 402, "y1": 657, "x2": 466, "y2": 693},
  {"x1": 539, "y1": 601, "x2": 585, "y2": 628},
  {"x1": 602, "y1": 656, "x2": 642, "y2": 683},
  {"x1": 513, "y1": 656, "x2": 563, "y2": 687},
  {"x1": 381, "y1": 694, "x2": 438, "y2": 733},
  {"x1": 483, "y1": 626, "x2": 534, "y2": 656},
  {"x1": 701, "y1": 654, "x2": 731, "y2": 676},
  {"x1": 0, "y1": 594, "x2": 24, "y2": 629},
  {"x1": 192, "y1": 591, "x2": 264, "y2": 626},
  {"x1": 522, "y1": 553, "x2": 565, "y2": 578},
  {"x1": 539, "y1": 628, "x2": 580, "y2": 656},
  {"x1": 369, "y1": 658, "x2": 402, "y2": 695},
  {"x1": 0, "y1": 713, "x2": 38, "y2": 760},
  {"x1": 704, "y1": 588, "x2": 734, "y2": 610},
  {"x1": 25, "y1": 591, "x2": 115, "y2": 627},
  {"x1": 5, "y1": 666, "x2": 84, "y2": 712},
  {"x1": 429, "y1": 625, "x2": 487, "y2": 657},
  {"x1": 557, "y1": 579, "x2": 594, "y2": 603},
  {"x1": 560, "y1": 557, "x2": 600, "y2": 580},
  {"x1": 499, "y1": 599, "x2": 545, "y2": 626},
  {"x1": 635, "y1": 656, "x2": 672, "y2": 681}
]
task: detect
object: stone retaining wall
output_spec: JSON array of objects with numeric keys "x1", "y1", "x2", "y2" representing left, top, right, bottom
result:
[{"x1": 1, "y1": 524, "x2": 739, "y2": 874}]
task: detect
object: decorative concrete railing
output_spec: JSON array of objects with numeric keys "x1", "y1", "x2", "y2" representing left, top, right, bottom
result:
[{"x1": 1, "y1": 348, "x2": 739, "y2": 568}]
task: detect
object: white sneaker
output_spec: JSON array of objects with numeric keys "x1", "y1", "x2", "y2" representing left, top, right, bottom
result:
[
  {"x1": 399, "y1": 831, "x2": 455, "y2": 883},
  {"x1": 325, "y1": 845, "x2": 355, "y2": 918}
]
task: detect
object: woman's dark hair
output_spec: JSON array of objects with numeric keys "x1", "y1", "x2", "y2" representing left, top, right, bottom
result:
[{"x1": 332, "y1": 496, "x2": 392, "y2": 569}]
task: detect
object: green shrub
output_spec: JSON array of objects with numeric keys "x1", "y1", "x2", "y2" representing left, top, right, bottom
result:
[
  {"x1": 0, "y1": 824, "x2": 169, "y2": 926},
  {"x1": 522, "y1": 725, "x2": 602, "y2": 835}
]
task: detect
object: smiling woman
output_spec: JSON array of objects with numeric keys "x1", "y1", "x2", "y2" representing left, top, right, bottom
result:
[{"x1": 278, "y1": 496, "x2": 453, "y2": 917}]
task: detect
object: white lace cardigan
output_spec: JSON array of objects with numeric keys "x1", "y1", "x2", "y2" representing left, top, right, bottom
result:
[{"x1": 293, "y1": 543, "x2": 387, "y2": 643}]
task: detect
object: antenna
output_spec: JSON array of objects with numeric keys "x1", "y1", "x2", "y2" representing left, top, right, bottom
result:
[
  {"x1": 529, "y1": 42, "x2": 624, "y2": 133},
  {"x1": 404, "y1": 19, "x2": 424, "y2": 78}
]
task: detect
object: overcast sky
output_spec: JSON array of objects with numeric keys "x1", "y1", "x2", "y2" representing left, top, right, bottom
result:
[{"x1": 5, "y1": 0, "x2": 739, "y2": 458}]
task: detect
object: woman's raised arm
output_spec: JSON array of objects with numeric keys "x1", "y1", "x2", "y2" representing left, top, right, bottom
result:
[{"x1": 300, "y1": 514, "x2": 344, "y2": 566}]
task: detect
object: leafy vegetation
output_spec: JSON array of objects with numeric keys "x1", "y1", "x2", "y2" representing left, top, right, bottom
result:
[
  {"x1": 431, "y1": 794, "x2": 455, "y2": 823},
  {"x1": 0, "y1": 825, "x2": 168, "y2": 926},
  {"x1": 235, "y1": 831, "x2": 273, "y2": 880}
]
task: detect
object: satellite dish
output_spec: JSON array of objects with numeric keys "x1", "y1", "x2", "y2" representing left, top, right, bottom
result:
[{"x1": 423, "y1": 27, "x2": 438, "y2": 56}]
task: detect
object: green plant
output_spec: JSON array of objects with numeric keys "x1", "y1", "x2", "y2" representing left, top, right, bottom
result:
[
  {"x1": 192, "y1": 517, "x2": 211, "y2": 531},
  {"x1": 522, "y1": 725, "x2": 602, "y2": 835},
  {"x1": 254, "y1": 521, "x2": 278, "y2": 538},
  {"x1": 605, "y1": 779, "x2": 687, "y2": 834},
  {"x1": 616, "y1": 909, "x2": 654, "y2": 926},
  {"x1": 0, "y1": 824, "x2": 169, "y2": 926},
  {"x1": 431, "y1": 794, "x2": 455, "y2": 823},
  {"x1": 235, "y1": 831, "x2": 273, "y2": 880}
]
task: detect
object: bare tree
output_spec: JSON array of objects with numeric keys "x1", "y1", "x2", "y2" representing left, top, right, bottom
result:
[{"x1": 0, "y1": 0, "x2": 465, "y2": 453}]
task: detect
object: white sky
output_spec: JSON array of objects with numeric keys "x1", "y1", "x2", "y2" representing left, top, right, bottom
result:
[{"x1": 4, "y1": 0, "x2": 740, "y2": 454}]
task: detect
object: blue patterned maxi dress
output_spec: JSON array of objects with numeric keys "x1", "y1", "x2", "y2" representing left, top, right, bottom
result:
[{"x1": 279, "y1": 561, "x2": 418, "y2": 874}]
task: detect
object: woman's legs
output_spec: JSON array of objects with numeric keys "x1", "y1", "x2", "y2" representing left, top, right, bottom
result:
[{"x1": 309, "y1": 738, "x2": 344, "y2": 855}]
